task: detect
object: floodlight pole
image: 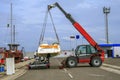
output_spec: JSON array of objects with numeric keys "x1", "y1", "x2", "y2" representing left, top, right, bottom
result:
[{"x1": 103, "y1": 7, "x2": 110, "y2": 44}]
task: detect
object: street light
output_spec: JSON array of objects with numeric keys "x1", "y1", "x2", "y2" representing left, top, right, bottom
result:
[
  {"x1": 70, "y1": 35, "x2": 75, "y2": 50},
  {"x1": 103, "y1": 7, "x2": 110, "y2": 44}
]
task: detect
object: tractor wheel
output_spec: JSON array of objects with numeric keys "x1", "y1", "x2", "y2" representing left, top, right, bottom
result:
[
  {"x1": 91, "y1": 57, "x2": 102, "y2": 67},
  {"x1": 66, "y1": 56, "x2": 77, "y2": 68},
  {"x1": 28, "y1": 66, "x2": 31, "y2": 70},
  {"x1": 89, "y1": 63, "x2": 93, "y2": 67}
]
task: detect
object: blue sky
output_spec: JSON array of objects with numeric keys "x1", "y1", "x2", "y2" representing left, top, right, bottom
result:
[{"x1": 0, "y1": 0, "x2": 120, "y2": 52}]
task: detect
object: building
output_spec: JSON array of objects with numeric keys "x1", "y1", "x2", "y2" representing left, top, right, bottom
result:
[{"x1": 99, "y1": 44, "x2": 120, "y2": 58}]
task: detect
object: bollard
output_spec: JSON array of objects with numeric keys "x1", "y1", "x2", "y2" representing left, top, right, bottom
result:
[{"x1": 0, "y1": 65, "x2": 4, "y2": 72}]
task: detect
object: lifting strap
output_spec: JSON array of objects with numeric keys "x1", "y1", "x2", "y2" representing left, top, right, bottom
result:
[
  {"x1": 39, "y1": 8, "x2": 60, "y2": 45},
  {"x1": 39, "y1": 8, "x2": 48, "y2": 45},
  {"x1": 48, "y1": 11, "x2": 60, "y2": 43}
]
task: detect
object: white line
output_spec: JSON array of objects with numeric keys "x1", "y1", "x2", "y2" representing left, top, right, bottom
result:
[
  {"x1": 88, "y1": 74, "x2": 105, "y2": 77},
  {"x1": 64, "y1": 68, "x2": 73, "y2": 78},
  {"x1": 100, "y1": 66, "x2": 120, "y2": 75},
  {"x1": 68, "y1": 73, "x2": 73, "y2": 78},
  {"x1": 103, "y1": 63, "x2": 120, "y2": 70},
  {"x1": 2, "y1": 69, "x2": 27, "y2": 80},
  {"x1": 64, "y1": 68, "x2": 67, "y2": 72},
  {"x1": 56, "y1": 59, "x2": 74, "y2": 79}
]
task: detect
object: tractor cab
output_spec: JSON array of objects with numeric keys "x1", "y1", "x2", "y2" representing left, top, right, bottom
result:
[
  {"x1": 8, "y1": 44, "x2": 20, "y2": 52},
  {"x1": 7, "y1": 44, "x2": 23, "y2": 63},
  {"x1": 75, "y1": 45, "x2": 97, "y2": 57}
]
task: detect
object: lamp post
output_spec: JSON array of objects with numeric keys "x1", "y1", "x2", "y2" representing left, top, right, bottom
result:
[
  {"x1": 103, "y1": 7, "x2": 110, "y2": 44},
  {"x1": 70, "y1": 35, "x2": 75, "y2": 50}
]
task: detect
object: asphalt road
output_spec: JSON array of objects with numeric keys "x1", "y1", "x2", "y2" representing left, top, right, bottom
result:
[{"x1": 16, "y1": 58, "x2": 120, "y2": 80}]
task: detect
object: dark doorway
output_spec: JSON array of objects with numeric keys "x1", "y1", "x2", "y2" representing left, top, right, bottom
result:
[{"x1": 107, "y1": 50, "x2": 113, "y2": 57}]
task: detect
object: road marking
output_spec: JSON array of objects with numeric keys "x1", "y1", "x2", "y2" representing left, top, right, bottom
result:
[
  {"x1": 100, "y1": 66, "x2": 120, "y2": 75},
  {"x1": 88, "y1": 74, "x2": 105, "y2": 77},
  {"x1": 63, "y1": 68, "x2": 73, "y2": 79},
  {"x1": 68, "y1": 73, "x2": 73, "y2": 78},
  {"x1": 1, "y1": 68, "x2": 27, "y2": 80},
  {"x1": 103, "y1": 63, "x2": 120, "y2": 70},
  {"x1": 56, "y1": 59, "x2": 74, "y2": 79},
  {"x1": 101, "y1": 63, "x2": 120, "y2": 75},
  {"x1": 64, "y1": 68, "x2": 67, "y2": 72}
]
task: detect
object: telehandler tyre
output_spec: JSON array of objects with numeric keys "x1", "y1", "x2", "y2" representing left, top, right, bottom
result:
[
  {"x1": 90, "y1": 57, "x2": 102, "y2": 67},
  {"x1": 66, "y1": 56, "x2": 77, "y2": 68}
]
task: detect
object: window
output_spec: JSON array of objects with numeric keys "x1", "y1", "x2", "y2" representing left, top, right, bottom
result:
[
  {"x1": 78, "y1": 46, "x2": 86, "y2": 54},
  {"x1": 90, "y1": 46, "x2": 97, "y2": 53}
]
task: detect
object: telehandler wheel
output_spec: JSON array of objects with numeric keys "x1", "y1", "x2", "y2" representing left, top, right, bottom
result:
[
  {"x1": 91, "y1": 57, "x2": 102, "y2": 67},
  {"x1": 66, "y1": 56, "x2": 77, "y2": 68},
  {"x1": 89, "y1": 63, "x2": 93, "y2": 67}
]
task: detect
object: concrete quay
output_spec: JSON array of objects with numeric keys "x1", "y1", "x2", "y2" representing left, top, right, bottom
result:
[{"x1": 0, "y1": 59, "x2": 34, "y2": 80}]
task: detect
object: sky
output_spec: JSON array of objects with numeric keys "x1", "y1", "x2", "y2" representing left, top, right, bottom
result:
[{"x1": 0, "y1": 0, "x2": 120, "y2": 52}]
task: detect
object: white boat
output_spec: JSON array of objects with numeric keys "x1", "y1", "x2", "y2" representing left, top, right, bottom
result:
[{"x1": 36, "y1": 43, "x2": 61, "y2": 57}]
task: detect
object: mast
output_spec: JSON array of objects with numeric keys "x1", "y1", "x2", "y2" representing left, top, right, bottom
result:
[
  {"x1": 10, "y1": 3, "x2": 16, "y2": 44},
  {"x1": 10, "y1": 3, "x2": 13, "y2": 44}
]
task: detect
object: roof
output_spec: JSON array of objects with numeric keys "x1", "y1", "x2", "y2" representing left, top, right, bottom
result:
[
  {"x1": 8, "y1": 44, "x2": 20, "y2": 46},
  {"x1": 99, "y1": 44, "x2": 120, "y2": 47}
]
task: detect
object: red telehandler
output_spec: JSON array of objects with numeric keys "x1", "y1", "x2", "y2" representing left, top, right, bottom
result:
[{"x1": 48, "y1": 2, "x2": 105, "y2": 68}]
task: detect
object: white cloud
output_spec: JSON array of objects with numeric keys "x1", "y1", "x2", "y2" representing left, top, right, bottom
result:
[
  {"x1": 62, "y1": 37, "x2": 70, "y2": 41},
  {"x1": 74, "y1": 0, "x2": 97, "y2": 9}
]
